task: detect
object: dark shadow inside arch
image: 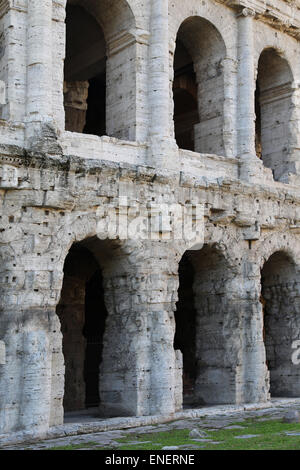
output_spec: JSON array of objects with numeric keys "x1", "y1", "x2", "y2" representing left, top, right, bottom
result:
[
  {"x1": 173, "y1": 17, "x2": 226, "y2": 154},
  {"x1": 255, "y1": 48, "x2": 293, "y2": 181},
  {"x1": 174, "y1": 252, "x2": 197, "y2": 403},
  {"x1": 174, "y1": 245, "x2": 237, "y2": 408},
  {"x1": 261, "y1": 251, "x2": 300, "y2": 398},
  {"x1": 64, "y1": 3, "x2": 107, "y2": 136},
  {"x1": 173, "y1": 41, "x2": 199, "y2": 151},
  {"x1": 56, "y1": 243, "x2": 108, "y2": 413}
]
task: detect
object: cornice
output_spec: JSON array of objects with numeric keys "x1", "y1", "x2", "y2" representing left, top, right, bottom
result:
[{"x1": 219, "y1": 0, "x2": 300, "y2": 39}]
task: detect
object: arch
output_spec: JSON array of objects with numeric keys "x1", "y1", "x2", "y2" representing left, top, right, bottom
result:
[
  {"x1": 64, "y1": 3, "x2": 107, "y2": 136},
  {"x1": 56, "y1": 242, "x2": 108, "y2": 412},
  {"x1": 168, "y1": 0, "x2": 234, "y2": 56},
  {"x1": 51, "y1": 235, "x2": 138, "y2": 422},
  {"x1": 255, "y1": 48, "x2": 294, "y2": 181},
  {"x1": 174, "y1": 244, "x2": 241, "y2": 407},
  {"x1": 174, "y1": 251, "x2": 197, "y2": 403},
  {"x1": 257, "y1": 233, "x2": 300, "y2": 271},
  {"x1": 64, "y1": 0, "x2": 137, "y2": 140},
  {"x1": 253, "y1": 19, "x2": 299, "y2": 84},
  {"x1": 173, "y1": 89, "x2": 199, "y2": 151},
  {"x1": 261, "y1": 250, "x2": 300, "y2": 397},
  {"x1": 66, "y1": 0, "x2": 136, "y2": 42},
  {"x1": 172, "y1": 16, "x2": 226, "y2": 154}
]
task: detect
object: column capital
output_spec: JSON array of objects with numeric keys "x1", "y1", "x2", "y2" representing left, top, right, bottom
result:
[
  {"x1": 0, "y1": 0, "x2": 27, "y2": 18},
  {"x1": 237, "y1": 7, "x2": 256, "y2": 18}
]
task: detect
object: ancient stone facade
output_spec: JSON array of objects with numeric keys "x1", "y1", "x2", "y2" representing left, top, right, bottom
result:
[{"x1": 1, "y1": 0, "x2": 300, "y2": 438}]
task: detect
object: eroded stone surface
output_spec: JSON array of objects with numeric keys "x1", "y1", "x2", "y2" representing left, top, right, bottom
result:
[{"x1": 0, "y1": 0, "x2": 300, "y2": 442}]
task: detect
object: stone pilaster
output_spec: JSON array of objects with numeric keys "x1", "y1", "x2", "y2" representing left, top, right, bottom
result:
[
  {"x1": 238, "y1": 261, "x2": 270, "y2": 403},
  {"x1": 148, "y1": 0, "x2": 178, "y2": 169},
  {"x1": 106, "y1": 28, "x2": 150, "y2": 143},
  {"x1": 0, "y1": 259, "x2": 58, "y2": 433},
  {"x1": 237, "y1": 7, "x2": 296, "y2": 184},
  {"x1": 99, "y1": 267, "x2": 151, "y2": 417},
  {"x1": 0, "y1": 0, "x2": 27, "y2": 123},
  {"x1": 99, "y1": 242, "x2": 181, "y2": 417},
  {"x1": 222, "y1": 57, "x2": 238, "y2": 158},
  {"x1": 237, "y1": 8, "x2": 263, "y2": 182},
  {"x1": 25, "y1": 0, "x2": 53, "y2": 143}
]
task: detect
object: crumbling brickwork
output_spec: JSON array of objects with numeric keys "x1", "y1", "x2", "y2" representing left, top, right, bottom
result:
[{"x1": 0, "y1": 0, "x2": 300, "y2": 441}]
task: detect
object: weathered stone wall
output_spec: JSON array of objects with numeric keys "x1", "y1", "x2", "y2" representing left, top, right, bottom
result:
[
  {"x1": 0, "y1": 149, "x2": 300, "y2": 435},
  {"x1": 262, "y1": 251, "x2": 300, "y2": 397},
  {"x1": 0, "y1": 0, "x2": 300, "y2": 440},
  {"x1": 191, "y1": 246, "x2": 243, "y2": 405},
  {"x1": 0, "y1": 1, "x2": 27, "y2": 123}
]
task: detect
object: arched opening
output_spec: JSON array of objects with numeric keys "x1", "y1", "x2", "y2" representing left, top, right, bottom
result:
[
  {"x1": 63, "y1": 0, "x2": 137, "y2": 141},
  {"x1": 174, "y1": 252, "x2": 197, "y2": 405},
  {"x1": 255, "y1": 49, "x2": 293, "y2": 181},
  {"x1": 173, "y1": 41, "x2": 199, "y2": 151},
  {"x1": 56, "y1": 243, "x2": 108, "y2": 413},
  {"x1": 51, "y1": 236, "x2": 144, "y2": 423},
  {"x1": 64, "y1": 3, "x2": 106, "y2": 136},
  {"x1": 261, "y1": 251, "x2": 300, "y2": 397},
  {"x1": 175, "y1": 245, "x2": 237, "y2": 408},
  {"x1": 173, "y1": 17, "x2": 226, "y2": 154}
]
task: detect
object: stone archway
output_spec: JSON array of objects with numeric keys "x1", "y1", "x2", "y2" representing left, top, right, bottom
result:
[
  {"x1": 50, "y1": 235, "x2": 160, "y2": 423},
  {"x1": 261, "y1": 251, "x2": 300, "y2": 397},
  {"x1": 173, "y1": 16, "x2": 226, "y2": 154},
  {"x1": 64, "y1": 3, "x2": 107, "y2": 136},
  {"x1": 64, "y1": 0, "x2": 137, "y2": 141},
  {"x1": 56, "y1": 243, "x2": 108, "y2": 412},
  {"x1": 174, "y1": 244, "x2": 241, "y2": 407},
  {"x1": 173, "y1": 40, "x2": 199, "y2": 151},
  {"x1": 174, "y1": 251, "x2": 197, "y2": 405},
  {"x1": 255, "y1": 48, "x2": 294, "y2": 181}
]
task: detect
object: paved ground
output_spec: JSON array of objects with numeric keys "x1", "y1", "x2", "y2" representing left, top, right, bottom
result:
[{"x1": 2, "y1": 401, "x2": 300, "y2": 450}]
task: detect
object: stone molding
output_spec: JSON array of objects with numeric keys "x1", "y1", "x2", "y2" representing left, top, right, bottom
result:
[
  {"x1": 107, "y1": 28, "x2": 150, "y2": 57},
  {"x1": 220, "y1": 0, "x2": 300, "y2": 38},
  {"x1": 0, "y1": 0, "x2": 27, "y2": 18}
]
